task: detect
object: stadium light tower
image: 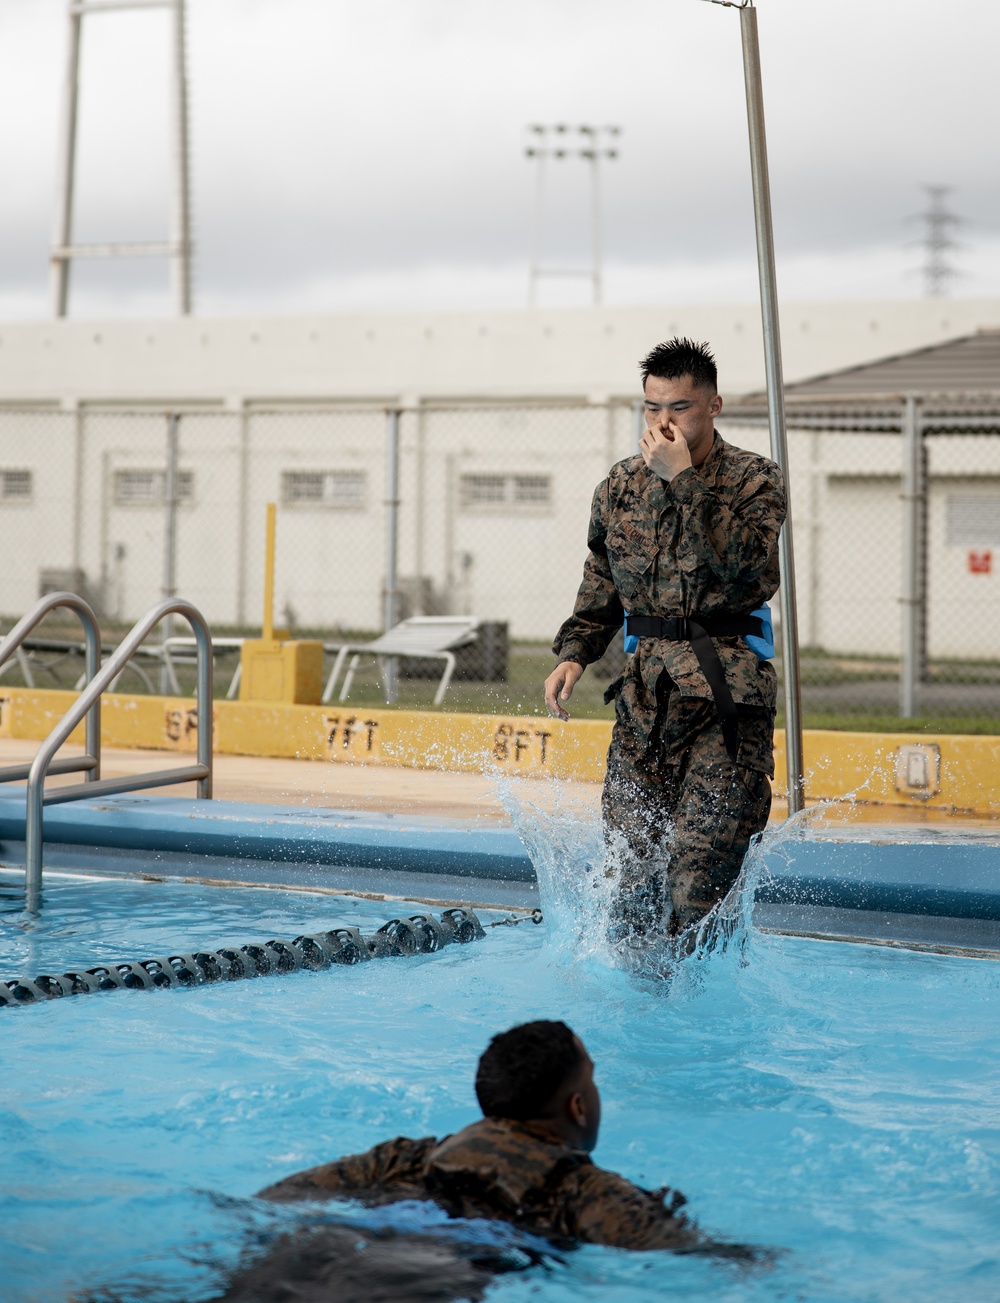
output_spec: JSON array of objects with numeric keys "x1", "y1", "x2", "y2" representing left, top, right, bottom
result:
[
  {"x1": 524, "y1": 123, "x2": 621, "y2": 307},
  {"x1": 51, "y1": 0, "x2": 193, "y2": 317}
]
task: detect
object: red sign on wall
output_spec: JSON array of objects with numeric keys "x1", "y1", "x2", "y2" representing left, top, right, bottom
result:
[{"x1": 968, "y1": 549, "x2": 993, "y2": 574}]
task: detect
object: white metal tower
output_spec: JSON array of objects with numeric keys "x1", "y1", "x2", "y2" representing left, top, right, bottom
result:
[
  {"x1": 911, "y1": 184, "x2": 962, "y2": 298},
  {"x1": 524, "y1": 123, "x2": 620, "y2": 307},
  {"x1": 50, "y1": 0, "x2": 193, "y2": 318}
]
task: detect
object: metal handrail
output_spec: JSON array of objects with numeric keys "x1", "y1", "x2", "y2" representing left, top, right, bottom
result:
[
  {"x1": 23, "y1": 597, "x2": 213, "y2": 912},
  {"x1": 0, "y1": 592, "x2": 102, "y2": 788}
]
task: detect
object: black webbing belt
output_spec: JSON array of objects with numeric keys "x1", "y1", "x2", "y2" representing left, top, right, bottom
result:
[{"x1": 625, "y1": 613, "x2": 764, "y2": 763}]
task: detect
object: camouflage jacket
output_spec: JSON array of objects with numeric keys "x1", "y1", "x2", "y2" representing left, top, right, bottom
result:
[
  {"x1": 552, "y1": 435, "x2": 785, "y2": 718},
  {"x1": 257, "y1": 1116, "x2": 701, "y2": 1253}
]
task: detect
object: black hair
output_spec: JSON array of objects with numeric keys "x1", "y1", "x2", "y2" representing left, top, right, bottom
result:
[
  {"x1": 475, "y1": 1021, "x2": 583, "y2": 1121},
  {"x1": 640, "y1": 336, "x2": 718, "y2": 391}
]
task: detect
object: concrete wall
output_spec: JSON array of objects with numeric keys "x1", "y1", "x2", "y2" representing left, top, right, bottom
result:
[{"x1": 1, "y1": 297, "x2": 999, "y2": 405}]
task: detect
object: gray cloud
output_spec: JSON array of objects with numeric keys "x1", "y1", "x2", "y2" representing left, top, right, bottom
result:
[{"x1": 1, "y1": 0, "x2": 998, "y2": 316}]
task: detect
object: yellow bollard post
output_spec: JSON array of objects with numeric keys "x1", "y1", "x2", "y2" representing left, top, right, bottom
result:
[{"x1": 239, "y1": 503, "x2": 324, "y2": 703}]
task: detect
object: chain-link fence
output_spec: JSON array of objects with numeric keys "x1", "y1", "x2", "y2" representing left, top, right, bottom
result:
[
  {"x1": 727, "y1": 397, "x2": 1000, "y2": 730},
  {"x1": 0, "y1": 398, "x2": 998, "y2": 728}
]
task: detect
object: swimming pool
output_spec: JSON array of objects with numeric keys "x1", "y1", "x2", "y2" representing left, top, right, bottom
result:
[{"x1": 2, "y1": 813, "x2": 999, "y2": 1302}]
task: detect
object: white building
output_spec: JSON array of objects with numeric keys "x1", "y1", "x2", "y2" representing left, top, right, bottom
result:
[{"x1": 0, "y1": 298, "x2": 998, "y2": 649}]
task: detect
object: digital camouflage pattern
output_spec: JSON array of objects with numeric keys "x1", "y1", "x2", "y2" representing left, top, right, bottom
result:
[
  {"x1": 552, "y1": 436, "x2": 786, "y2": 935},
  {"x1": 603, "y1": 697, "x2": 775, "y2": 935},
  {"x1": 258, "y1": 1116, "x2": 710, "y2": 1253},
  {"x1": 213, "y1": 1223, "x2": 501, "y2": 1303},
  {"x1": 552, "y1": 435, "x2": 785, "y2": 714}
]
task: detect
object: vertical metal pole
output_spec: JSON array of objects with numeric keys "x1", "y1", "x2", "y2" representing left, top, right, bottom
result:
[
  {"x1": 807, "y1": 430, "x2": 821, "y2": 648},
  {"x1": 160, "y1": 413, "x2": 180, "y2": 693},
  {"x1": 918, "y1": 435, "x2": 929, "y2": 687},
  {"x1": 192, "y1": 605, "x2": 213, "y2": 798},
  {"x1": 414, "y1": 409, "x2": 426, "y2": 605},
  {"x1": 82, "y1": 604, "x2": 101, "y2": 784},
  {"x1": 24, "y1": 765, "x2": 44, "y2": 915},
  {"x1": 51, "y1": 5, "x2": 82, "y2": 317},
  {"x1": 71, "y1": 404, "x2": 84, "y2": 571},
  {"x1": 444, "y1": 452, "x2": 456, "y2": 615},
  {"x1": 19, "y1": 593, "x2": 102, "y2": 909},
  {"x1": 589, "y1": 148, "x2": 602, "y2": 306},
  {"x1": 383, "y1": 409, "x2": 402, "y2": 703},
  {"x1": 900, "y1": 395, "x2": 924, "y2": 717},
  {"x1": 263, "y1": 502, "x2": 277, "y2": 641},
  {"x1": 235, "y1": 406, "x2": 250, "y2": 626},
  {"x1": 528, "y1": 146, "x2": 546, "y2": 307},
  {"x1": 99, "y1": 449, "x2": 111, "y2": 613},
  {"x1": 739, "y1": 2, "x2": 804, "y2": 814},
  {"x1": 170, "y1": 0, "x2": 193, "y2": 315}
]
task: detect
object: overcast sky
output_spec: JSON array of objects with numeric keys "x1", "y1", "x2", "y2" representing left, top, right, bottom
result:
[{"x1": 1, "y1": 0, "x2": 998, "y2": 319}]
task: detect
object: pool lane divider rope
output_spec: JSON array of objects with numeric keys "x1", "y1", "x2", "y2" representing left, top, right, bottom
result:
[{"x1": 0, "y1": 906, "x2": 542, "y2": 1010}]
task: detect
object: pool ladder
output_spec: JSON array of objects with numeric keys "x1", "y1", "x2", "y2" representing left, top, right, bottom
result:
[{"x1": 0, "y1": 593, "x2": 213, "y2": 912}]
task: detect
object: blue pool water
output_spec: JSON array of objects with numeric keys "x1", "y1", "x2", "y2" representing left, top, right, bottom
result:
[{"x1": 2, "y1": 813, "x2": 1000, "y2": 1302}]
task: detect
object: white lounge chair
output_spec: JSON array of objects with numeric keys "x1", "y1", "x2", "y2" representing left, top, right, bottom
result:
[
  {"x1": 323, "y1": 616, "x2": 480, "y2": 706},
  {"x1": 161, "y1": 635, "x2": 247, "y2": 698}
]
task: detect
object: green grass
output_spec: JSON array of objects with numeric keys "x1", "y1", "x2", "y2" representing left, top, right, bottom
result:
[
  {"x1": 312, "y1": 647, "x2": 617, "y2": 721},
  {"x1": 785, "y1": 713, "x2": 1000, "y2": 737},
  {"x1": 4, "y1": 618, "x2": 998, "y2": 737}
]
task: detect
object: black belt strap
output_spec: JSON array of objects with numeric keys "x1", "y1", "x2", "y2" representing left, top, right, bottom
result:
[{"x1": 626, "y1": 614, "x2": 763, "y2": 763}]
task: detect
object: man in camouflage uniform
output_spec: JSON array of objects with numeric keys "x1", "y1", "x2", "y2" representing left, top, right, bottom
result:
[
  {"x1": 257, "y1": 1020, "x2": 754, "y2": 1259},
  {"x1": 544, "y1": 338, "x2": 785, "y2": 947}
]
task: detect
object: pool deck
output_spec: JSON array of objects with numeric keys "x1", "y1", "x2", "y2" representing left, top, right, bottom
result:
[
  {"x1": 3, "y1": 736, "x2": 998, "y2": 832},
  {"x1": 0, "y1": 737, "x2": 598, "y2": 822},
  {"x1": 2, "y1": 738, "x2": 999, "y2": 953}
]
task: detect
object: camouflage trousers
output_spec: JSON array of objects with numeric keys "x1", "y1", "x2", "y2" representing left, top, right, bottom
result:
[{"x1": 601, "y1": 694, "x2": 773, "y2": 941}]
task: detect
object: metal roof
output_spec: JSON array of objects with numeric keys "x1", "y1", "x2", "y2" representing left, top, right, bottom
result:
[
  {"x1": 727, "y1": 328, "x2": 1000, "y2": 431},
  {"x1": 778, "y1": 327, "x2": 1000, "y2": 398}
]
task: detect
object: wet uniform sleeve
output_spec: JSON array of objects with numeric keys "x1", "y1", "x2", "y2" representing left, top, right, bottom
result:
[
  {"x1": 565, "y1": 1167, "x2": 761, "y2": 1259},
  {"x1": 669, "y1": 458, "x2": 786, "y2": 593},
  {"x1": 256, "y1": 1135, "x2": 438, "y2": 1203},
  {"x1": 552, "y1": 478, "x2": 626, "y2": 668},
  {"x1": 564, "y1": 1167, "x2": 704, "y2": 1251}
]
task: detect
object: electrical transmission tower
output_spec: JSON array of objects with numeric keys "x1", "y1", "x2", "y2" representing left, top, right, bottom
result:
[
  {"x1": 524, "y1": 123, "x2": 621, "y2": 307},
  {"x1": 910, "y1": 184, "x2": 962, "y2": 298},
  {"x1": 51, "y1": 0, "x2": 193, "y2": 318}
]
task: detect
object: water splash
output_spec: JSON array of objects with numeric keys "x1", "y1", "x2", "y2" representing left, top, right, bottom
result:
[
  {"x1": 493, "y1": 774, "x2": 609, "y2": 961},
  {"x1": 494, "y1": 772, "x2": 840, "y2": 985}
]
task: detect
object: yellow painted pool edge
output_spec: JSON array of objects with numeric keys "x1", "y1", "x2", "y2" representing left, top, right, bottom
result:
[{"x1": 0, "y1": 687, "x2": 997, "y2": 815}]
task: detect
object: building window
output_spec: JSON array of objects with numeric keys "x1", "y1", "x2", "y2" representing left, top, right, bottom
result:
[
  {"x1": 0, "y1": 469, "x2": 32, "y2": 501},
  {"x1": 460, "y1": 472, "x2": 552, "y2": 512},
  {"x1": 513, "y1": 474, "x2": 551, "y2": 505},
  {"x1": 113, "y1": 469, "x2": 194, "y2": 506},
  {"x1": 281, "y1": 470, "x2": 367, "y2": 509},
  {"x1": 946, "y1": 494, "x2": 1000, "y2": 546}
]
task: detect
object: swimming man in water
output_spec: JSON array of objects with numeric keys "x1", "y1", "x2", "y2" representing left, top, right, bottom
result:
[{"x1": 256, "y1": 1019, "x2": 757, "y2": 1257}]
